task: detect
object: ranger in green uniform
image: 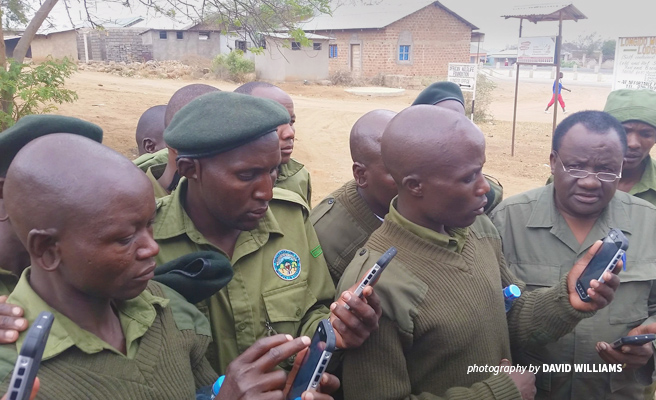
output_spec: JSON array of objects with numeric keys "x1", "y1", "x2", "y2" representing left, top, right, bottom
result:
[
  {"x1": 153, "y1": 91, "x2": 381, "y2": 375},
  {"x1": 235, "y1": 82, "x2": 312, "y2": 207},
  {"x1": 413, "y1": 81, "x2": 504, "y2": 213},
  {"x1": 338, "y1": 106, "x2": 621, "y2": 400},
  {"x1": 604, "y1": 89, "x2": 656, "y2": 206},
  {"x1": 490, "y1": 111, "x2": 656, "y2": 399},
  {"x1": 311, "y1": 110, "x2": 397, "y2": 284}
]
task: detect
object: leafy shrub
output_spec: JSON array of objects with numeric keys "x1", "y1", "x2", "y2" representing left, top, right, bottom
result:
[
  {"x1": 462, "y1": 73, "x2": 497, "y2": 123},
  {"x1": 0, "y1": 57, "x2": 78, "y2": 130},
  {"x1": 211, "y1": 50, "x2": 255, "y2": 82}
]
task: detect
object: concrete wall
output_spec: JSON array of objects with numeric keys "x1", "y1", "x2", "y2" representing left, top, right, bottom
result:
[
  {"x1": 313, "y1": 3, "x2": 471, "y2": 79},
  {"x1": 146, "y1": 30, "x2": 222, "y2": 61},
  {"x1": 77, "y1": 28, "x2": 151, "y2": 62},
  {"x1": 255, "y1": 38, "x2": 329, "y2": 82},
  {"x1": 31, "y1": 30, "x2": 78, "y2": 62}
]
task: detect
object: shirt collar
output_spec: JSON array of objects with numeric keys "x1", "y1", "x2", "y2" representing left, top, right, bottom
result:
[
  {"x1": 386, "y1": 198, "x2": 468, "y2": 253},
  {"x1": 7, "y1": 269, "x2": 168, "y2": 360},
  {"x1": 277, "y1": 158, "x2": 304, "y2": 183},
  {"x1": 629, "y1": 156, "x2": 656, "y2": 196}
]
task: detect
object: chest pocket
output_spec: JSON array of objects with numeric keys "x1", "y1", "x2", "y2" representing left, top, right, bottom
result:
[
  {"x1": 608, "y1": 279, "x2": 651, "y2": 325},
  {"x1": 262, "y1": 280, "x2": 317, "y2": 336},
  {"x1": 508, "y1": 261, "x2": 561, "y2": 289}
]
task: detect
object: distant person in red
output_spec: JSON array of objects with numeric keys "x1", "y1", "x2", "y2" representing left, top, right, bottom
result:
[{"x1": 545, "y1": 72, "x2": 571, "y2": 114}]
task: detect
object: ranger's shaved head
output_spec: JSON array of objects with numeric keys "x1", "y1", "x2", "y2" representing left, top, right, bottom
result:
[
  {"x1": 136, "y1": 105, "x2": 166, "y2": 155},
  {"x1": 382, "y1": 106, "x2": 484, "y2": 181},
  {"x1": 165, "y1": 84, "x2": 220, "y2": 127},
  {"x1": 4, "y1": 134, "x2": 153, "y2": 243},
  {"x1": 382, "y1": 105, "x2": 489, "y2": 231},
  {"x1": 350, "y1": 109, "x2": 397, "y2": 164}
]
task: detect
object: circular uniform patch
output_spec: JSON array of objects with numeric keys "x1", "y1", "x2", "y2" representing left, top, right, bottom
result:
[{"x1": 273, "y1": 249, "x2": 301, "y2": 281}]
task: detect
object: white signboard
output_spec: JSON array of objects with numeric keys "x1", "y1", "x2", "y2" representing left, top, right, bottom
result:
[
  {"x1": 517, "y1": 36, "x2": 556, "y2": 64},
  {"x1": 447, "y1": 63, "x2": 477, "y2": 92},
  {"x1": 612, "y1": 36, "x2": 656, "y2": 91}
]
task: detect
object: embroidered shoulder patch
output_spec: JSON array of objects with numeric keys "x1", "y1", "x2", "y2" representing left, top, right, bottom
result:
[
  {"x1": 273, "y1": 250, "x2": 301, "y2": 281},
  {"x1": 310, "y1": 245, "x2": 323, "y2": 258}
]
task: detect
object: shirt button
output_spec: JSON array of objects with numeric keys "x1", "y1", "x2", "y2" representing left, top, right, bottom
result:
[
  {"x1": 359, "y1": 249, "x2": 367, "y2": 256},
  {"x1": 237, "y1": 322, "x2": 246, "y2": 331},
  {"x1": 328, "y1": 198, "x2": 334, "y2": 204},
  {"x1": 295, "y1": 308, "x2": 302, "y2": 317}
]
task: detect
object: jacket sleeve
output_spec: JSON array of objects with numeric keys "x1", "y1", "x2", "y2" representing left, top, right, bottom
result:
[{"x1": 341, "y1": 316, "x2": 522, "y2": 400}]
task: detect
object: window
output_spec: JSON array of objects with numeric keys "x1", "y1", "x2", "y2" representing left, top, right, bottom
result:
[
  {"x1": 235, "y1": 40, "x2": 247, "y2": 51},
  {"x1": 291, "y1": 42, "x2": 301, "y2": 51},
  {"x1": 199, "y1": 31, "x2": 210, "y2": 41},
  {"x1": 399, "y1": 45, "x2": 410, "y2": 61},
  {"x1": 329, "y1": 44, "x2": 338, "y2": 58},
  {"x1": 313, "y1": 43, "x2": 322, "y2": 51},
  {"x1": 176, "y1": 31, "x2": 184, "y2": 40},
  {"x1": 159, "y1": 31, "x2": 167, "y2": 39}
]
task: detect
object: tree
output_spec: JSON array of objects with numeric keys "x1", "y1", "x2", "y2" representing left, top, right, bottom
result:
[
  {"x1": 563, "y1": 32, "x2": 603, "y2": 58},
  {"x1": 602, "y1": 39, "x2": 616, "y2": 60}
]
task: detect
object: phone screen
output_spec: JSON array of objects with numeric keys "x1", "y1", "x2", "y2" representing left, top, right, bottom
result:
[{"x1": 287, "y1": 323, "x2": 330, "y2": 400}]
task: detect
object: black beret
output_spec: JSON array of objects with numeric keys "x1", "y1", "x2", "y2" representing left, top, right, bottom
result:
[
  {"x1": 164, "y1": 91, "x2": 290, "y2": 158},
  {"x1": 0, "y1": 114, "x2": 103, "y2": 175},
  {"x1": 412, "y1": 81, "x2": 465, "y2": 106}
]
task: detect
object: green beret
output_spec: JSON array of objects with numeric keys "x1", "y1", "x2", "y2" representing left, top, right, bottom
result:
[
  {"x1": 0, "y1": 114, "x2": 103, "y2": 175},
  {"x1": 412, "y1": 81, "x2": 465, "y2": 106},
  {"x1": 164, "y1": 91, "x2": 290, "y2": 158},
  {"x1": 604, "y1": 89, "x2": 656, "y2": 130}
]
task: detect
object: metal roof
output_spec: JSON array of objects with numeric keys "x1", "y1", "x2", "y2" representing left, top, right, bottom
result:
[
  {"x1": 265, "y1": 32, "x2": 334, "y2": 40},
  {"x1": 501, "y1": 3, "x2": 587, "y2": 23},
  {"x1": 302, "y1": 0, "x2": 478, "y2": 31}
]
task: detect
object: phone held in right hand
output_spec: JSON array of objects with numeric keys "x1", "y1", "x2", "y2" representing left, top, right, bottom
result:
[
  {"x1": 286, "y1": 319, "x2": 336, "y2": 400},
  {"x1": 611, "y1": 334, "x2": 656, "y2": 349},
  {"x1": 7, "y1": 311, "x2": 54, "y2": 400},
  {"x1": 575, "y1": 228, "x2": 628, "y2": 302}
]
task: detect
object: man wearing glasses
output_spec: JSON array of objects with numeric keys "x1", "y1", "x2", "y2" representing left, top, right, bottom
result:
[{"x1": 490, "y1": 111, "x2": 656, "y2": 399}]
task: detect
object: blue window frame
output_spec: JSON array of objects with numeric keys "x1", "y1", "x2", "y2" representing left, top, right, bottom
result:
[
  {"x1": 329, "y1": 44, "x2": 338, "y2": 58},
  {"x1": 399, "y1": 45, "x2": 410, "y2": 61}
]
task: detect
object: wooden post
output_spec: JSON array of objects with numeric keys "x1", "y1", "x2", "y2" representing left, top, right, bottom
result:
[
  {"x1": 511, "y1": 18, "x2": 523, "y2": 156},
  {"x1": 551, "y1": 11, "x2": 563, "y2": 134}
]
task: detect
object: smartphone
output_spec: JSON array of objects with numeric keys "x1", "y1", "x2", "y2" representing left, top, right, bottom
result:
[
  {"x1": 7, "y1": 311, "x2": 54, "y2": 400},
  {"x1": 575, "y1": 228, "x2": 629, "y2": 302},
  {"x1": 286, "y1": 319, "x2": 336, "y2": 400},
  {"x1": 353, "y1": 246, "x2": 397, "y2": 298},
  {"x1": 611, "y1": 333, "x2": 656, "y2": 349}
]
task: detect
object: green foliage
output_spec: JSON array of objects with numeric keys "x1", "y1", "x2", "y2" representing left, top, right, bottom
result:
[
  {"x1": 561, "y1": 60, "x2": 579, "y2": 68},
  {"x1": 602, "y1": 40, "x2": 616, "y2": 59},
  {"x1": 211, "y1": 50, "x2": 255, "y2": 82},
  {"x1": 463, "y1": 73, "x2": 497, "y2": 123},
  {"x1": 0, "y1": 57, "x2": 78, "y2": 130}
]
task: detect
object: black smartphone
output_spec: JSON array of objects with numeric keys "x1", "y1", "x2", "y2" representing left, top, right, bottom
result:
[
  {"x1": 611, "y1": 334, "x2": 656, "y2": 349},
  {"x1": 6, "y1": 311, "x2": 54, "y2": 400},
  {"x1": 575, "y1": 228, "x2": 629, "y2": 302},
  {"x1": 286, "y1": 319, "x2": 336, "y2": 400}
]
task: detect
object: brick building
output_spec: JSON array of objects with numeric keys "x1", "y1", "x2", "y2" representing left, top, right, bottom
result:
[{"x1": 302, "y1": 0, "x2": 478, "y2": 80}]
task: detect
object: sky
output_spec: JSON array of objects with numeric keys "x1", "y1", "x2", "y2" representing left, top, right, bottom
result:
[
  {"x1": 31, "y1": 0, "x2": 656, "y2": 48},
  {"x1": 440, "y1": 0, "x2": 656, "y2": 51}
]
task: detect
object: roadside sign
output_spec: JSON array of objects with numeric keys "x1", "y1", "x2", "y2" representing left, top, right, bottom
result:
[
  {"x1": 612, "y1": 36, "x2": 656, "y2": 91},
  {"x1": 448, "y1": 63, "x2": 477, "y2": 92},
  {"x1": 517, "y1": 36, "x2": 557, "y2": 64}
]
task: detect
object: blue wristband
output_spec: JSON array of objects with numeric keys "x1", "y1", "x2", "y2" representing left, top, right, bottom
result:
[{"x1": 211, "y1": 375, "x2": 225, "y2": 397}]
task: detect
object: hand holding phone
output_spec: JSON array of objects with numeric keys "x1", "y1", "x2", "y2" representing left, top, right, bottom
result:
[
  {"x1": 575, "y1": 228, "x2": 628, "y2": 302},
  {"x1": 6, "y1": 312, "x2": 53, "y2": 400},
  {"x1": 344, "y1": 247, "x2": 396, "y2": 311},
  {"x1": 611, "y1": 334, "x2": 656, "y2": 349},
  {"x1": 285, "y1": 320, "x2": 336, "y2": 400}
]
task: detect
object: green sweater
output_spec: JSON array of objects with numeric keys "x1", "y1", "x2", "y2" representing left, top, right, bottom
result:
[
  {"x1": 337, "y1": 208, "x2": 593, "y2": 400},
  {"x1": 0, "y1": 280, "x2": 217, "y2": 399}
]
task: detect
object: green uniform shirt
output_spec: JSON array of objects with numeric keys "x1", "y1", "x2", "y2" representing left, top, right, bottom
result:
[
  {"x1": 153, "y1": 179, "x2": 335, "y2": 374},
  {"x1": 133, "y1": 148, "x2": 169, "y2": 173},
  {"x1": 146, "y1": 164, "x2": 169, "y2": 199},
  {"x1": 490, "y1": 184, "x2": 656, "y2": 399},
  {"x1": 276, "y1": 158, "x2": 312, "y2": 208},
  {"x1": 628, "y1": 156, "x2": 656, "y2": 207},
  {"x1": 0, "y1": 269, "x2": 17, "y2": 297}
]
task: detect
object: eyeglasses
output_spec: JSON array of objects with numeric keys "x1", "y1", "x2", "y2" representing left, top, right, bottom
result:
[{"x1": 554, "y1": 152, "x2": 622, "y2": 182}]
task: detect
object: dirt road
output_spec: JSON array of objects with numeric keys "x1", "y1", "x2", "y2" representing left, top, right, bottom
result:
[{"x1": 53, "y1": 71, "x2": 646, "y2": 206}]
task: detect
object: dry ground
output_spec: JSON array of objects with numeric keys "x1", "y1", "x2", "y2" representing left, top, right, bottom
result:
[{"x1": 53, "y1": 71, "x2": 652, "y2": 206}]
